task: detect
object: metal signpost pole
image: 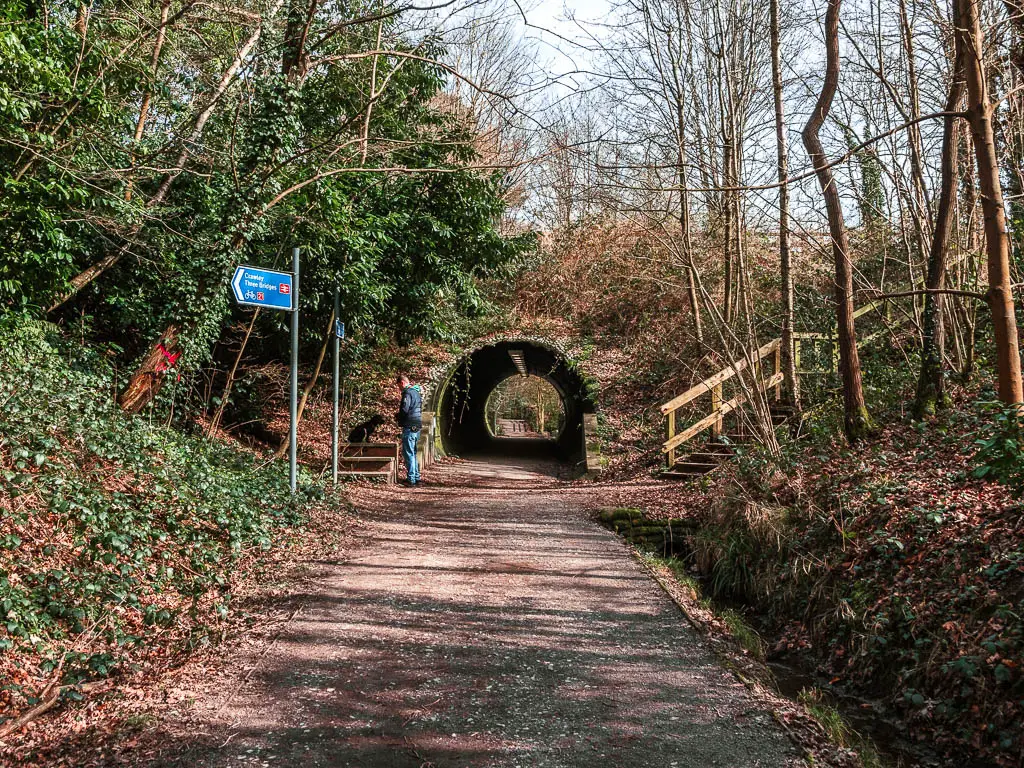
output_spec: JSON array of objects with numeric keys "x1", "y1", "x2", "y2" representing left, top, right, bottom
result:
[
  {"x1": 290, "y1": 247, "x2": 300, "y2": 494},
  {"x1": 332, "y1": 284, "x2": 340, "y2": 486},
  {"x1": 229, "y1": 260, "x2": 298, "y2": 491}
]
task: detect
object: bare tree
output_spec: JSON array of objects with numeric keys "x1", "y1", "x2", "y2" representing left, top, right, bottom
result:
[
  {"x1": 914, "y1": 8, "x2": 965, "y2": 418},
  {"x1": 770, "y1": 0, "x2": 798, "y2": 411},
  {"x1": 956, "y1": 0, "x2": 1023, "y2": 405},
  {"x1": 802, "y1": 0, "x2": 873, "y2": 441}
]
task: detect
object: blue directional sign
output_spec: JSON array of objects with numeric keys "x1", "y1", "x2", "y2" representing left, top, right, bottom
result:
[
  {"x1": 335, "y1": 320, "x2": 345, "y2": 339},
  {"x1": 231, "y1": 265, "x2": 295, "y2": 311}
]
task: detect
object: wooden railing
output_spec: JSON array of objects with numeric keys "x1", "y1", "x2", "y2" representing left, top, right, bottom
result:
[
  {"x1": 792, "y1": 299, "x2": 891, "y2": 376},
  {"x1": 658, "y1": 298, "x2": 892, "y2": 468},
  {"x1": 660, "y1": 338, "x2": 783, "y2": 467}
]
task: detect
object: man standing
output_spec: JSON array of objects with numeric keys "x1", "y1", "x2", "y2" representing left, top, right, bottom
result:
[{"x1": 395, "y1": 374, "x2": 423, "y2": 486}]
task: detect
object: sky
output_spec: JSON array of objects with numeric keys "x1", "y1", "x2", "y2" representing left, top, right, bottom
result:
[{"x1": 510, "y1": 0, "x2": 612, "y2": 83}]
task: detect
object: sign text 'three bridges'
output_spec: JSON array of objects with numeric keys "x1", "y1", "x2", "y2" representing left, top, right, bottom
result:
[{"x1": 231, "y1": 265, "x2": 295, "y2": 311}]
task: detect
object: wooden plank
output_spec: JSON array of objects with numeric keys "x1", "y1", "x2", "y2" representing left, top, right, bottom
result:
[
  {"x1": 772, "y1": 345, "x2": 781, "y2": 400},
  {"x1": 852, "y1": 299, "x2": 884, "y2": 320},
  {"x1": 793, "y1": 299, "x2": 884, "y2": 341},
  {"x1": 659, "y1": 338, "x2": 780, "y2": 414},
  {"x1": 340, "y1": 442, "x2": 399, "y2": 459},
  {"x1": 663, "y1": 372, "x2": 783, "y2": 453},
  {"x1": 666, "y1": 409, "x2": 676, "y2": 469},
  {"x1": 663, "y1": 396, "x2": 744, "y2": 452},
  {"x1": 711, "y1": 383, "x2": 723, "y2": 438}
]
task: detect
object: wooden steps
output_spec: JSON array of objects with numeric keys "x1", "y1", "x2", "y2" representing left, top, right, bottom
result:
[
  {"x1": 660, "y1": 404, "x2": 795, "y2": 480},
  {"x1": 662, "y1": 439, "x2": 738, "y2": 479},
  {"x1": 341, "y1": 443, "x2": 399, "y2": 458},
  {"x1": 657, "y1": 300, "x2": 892, "y2": 482},
  {"x1": 338, "y1": 456, "x2": 395, "y2": 472},
  {"x1": 334, "y1": 469, "x2": 395, "y2": 482}
]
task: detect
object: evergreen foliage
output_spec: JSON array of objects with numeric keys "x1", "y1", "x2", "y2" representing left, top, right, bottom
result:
[{"x1": 0, "y1": 316, "x2": 314, "y2": 682}]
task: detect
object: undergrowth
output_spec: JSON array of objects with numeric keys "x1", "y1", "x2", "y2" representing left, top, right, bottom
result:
[
  {"x1": 640, "y1": 552, "x2": 765, "y2": 660},
  {"x1": 0, "y1": 315, "x2": 319, "y2": 717},
  {"x1": 680, "y1": 392, "x2": 1024, "y2": 765},
  {"x1": 797, "y1": 688, "x2": 884, "y2": 768}
]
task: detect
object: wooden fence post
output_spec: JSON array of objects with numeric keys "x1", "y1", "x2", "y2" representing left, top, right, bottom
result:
[
  {"x1": 666, "y1": 409, "x2": 676, "y2": 468},
  {"x1": 711, "y1": 384, "x2": 723, "y2": 438},
  {"x1": 773, "y1": 344, "x2": 782, "y2": 401}
]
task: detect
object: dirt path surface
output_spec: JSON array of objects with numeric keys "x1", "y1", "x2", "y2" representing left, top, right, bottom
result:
[{"x1": 148, "y1": 458, "x2": 803, "y2": 767}]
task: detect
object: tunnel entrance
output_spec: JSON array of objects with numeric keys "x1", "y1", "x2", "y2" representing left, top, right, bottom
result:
[{"x1": 430, "y1": 339, "x2": 595, "y2": 463}]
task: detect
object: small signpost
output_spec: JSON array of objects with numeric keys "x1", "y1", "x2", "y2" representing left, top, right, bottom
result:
[
  {"x1": 230, "y1": 254, "x2": 300, "y2": 493},
  {"x1": 331, "y1": 286, "x2": 341, "y2": 486}
]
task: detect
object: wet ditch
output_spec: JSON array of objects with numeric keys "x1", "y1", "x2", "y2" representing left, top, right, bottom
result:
[{"x1": 595, "y1": 507, "x2": 952, "y2": 768}]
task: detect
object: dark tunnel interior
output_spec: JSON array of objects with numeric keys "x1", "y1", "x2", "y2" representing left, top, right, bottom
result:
[{"x1": 431, "y1": 340, "x2": 595, "y2": 462}]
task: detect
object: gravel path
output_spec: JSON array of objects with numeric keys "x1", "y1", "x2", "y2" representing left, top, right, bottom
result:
[{"x1": 158, "y1": 458, "x2": 803, "y2": 768}]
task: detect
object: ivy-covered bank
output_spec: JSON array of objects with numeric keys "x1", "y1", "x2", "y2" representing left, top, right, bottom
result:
[{"x1": 0, "y1": 316, "x2": 319, "y2": 721}]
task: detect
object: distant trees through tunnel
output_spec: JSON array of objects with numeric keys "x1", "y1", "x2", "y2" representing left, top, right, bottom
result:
[
  {"x1": 486, "y1": 376, "x2": 565, "y2": 440},
  {"x1": 429, "y1": 339, "x2": 595, "y2": 462}
]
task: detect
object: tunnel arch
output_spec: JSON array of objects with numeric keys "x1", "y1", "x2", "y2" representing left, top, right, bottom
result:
[{"x1": 427, "y1": 338, "x2": 596, "y2": 461}]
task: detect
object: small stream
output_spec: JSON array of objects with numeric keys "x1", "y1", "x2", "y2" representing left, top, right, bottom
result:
[
  {"x1": 767, "y1": 657, "x2": 947, "y2": 767},
  {"x1": 610, "y1": 530, "x2": 988, "y2": 766}
]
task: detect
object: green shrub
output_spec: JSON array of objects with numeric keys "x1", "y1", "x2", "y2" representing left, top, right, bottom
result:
[
  {"x1": 972, "y1": 401, "x2": 1024, "y2": 496},
  {"x1": 0, "y1": 315, "x2": 315, "y2": 684}
]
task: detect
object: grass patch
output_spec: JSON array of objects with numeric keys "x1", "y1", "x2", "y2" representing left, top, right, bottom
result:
[
  {"x1": 798, "y1": 688, "x2": 885, "y2": 768},
  {"x1": 720, "y1": 608, "x2": 765, "y2": 661},
  {"x1": 642, "y1": 553, "x2": 762, "y2": 658}
]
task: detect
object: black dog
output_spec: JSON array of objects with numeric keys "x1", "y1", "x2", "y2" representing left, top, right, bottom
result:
[{"x1": 348, "y1": 414, "x2": 386, "y2": 443}]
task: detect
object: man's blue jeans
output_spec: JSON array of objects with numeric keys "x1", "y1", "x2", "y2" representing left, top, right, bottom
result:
[{"x1": 401, "y1": 427, "x2": 420, "y2": 484}]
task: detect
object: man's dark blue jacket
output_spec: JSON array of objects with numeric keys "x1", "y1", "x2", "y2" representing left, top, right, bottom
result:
[{"x1": 397, "y1": 384, "x2": 423, "y2": 430}]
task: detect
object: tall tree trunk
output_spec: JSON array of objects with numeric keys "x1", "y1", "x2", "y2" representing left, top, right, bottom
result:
[
  {"x1": 732, "y1": 136, "x2": 746, "y2": 322},
  {"x1": 677, "y1": 104, "x2": 704, "y2": 345},
  {"x1": 360, "y1": 16, "x2": 384, "y2": 164},
  {"x1": 914, "y1": 19, "x2": 965, "y2": 418},
  {"x1": 722, "y1": 135, "x2": 734, "y2": 323},
  {"x1": 961, "y1": 127, "x2": 980, "y2": 379},
  {"x1": 957, "y1": 0, "x2": 1024, "y2": 404},
  {"x1": 802, "y1": 0, "x2": 873, "y2": 441},
  {"x1": 74, "y1": 2, "x2": 88, "y2": 37},
  {"x1": 770, "y1": 0, "x2": 799, "y2": 411}
]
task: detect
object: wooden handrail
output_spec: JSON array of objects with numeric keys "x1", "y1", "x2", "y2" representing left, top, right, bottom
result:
[
  {"x1": 662, "y1": 372, "x2": 783, "y2": 453},
  {"x1": 791, "y1": 299, "x2": 887, "y2": 341},
  {"x1": 659, "y1": 338, "x2": 780, "y2": 415},
  {"x1": 659, "y1": 296, "x2": 893, "y2": 468}
]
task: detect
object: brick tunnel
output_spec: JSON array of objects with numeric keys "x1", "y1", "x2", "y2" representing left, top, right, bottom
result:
[{"x1": 428, "y1": 339, "x2": 596, "y2": 463}]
